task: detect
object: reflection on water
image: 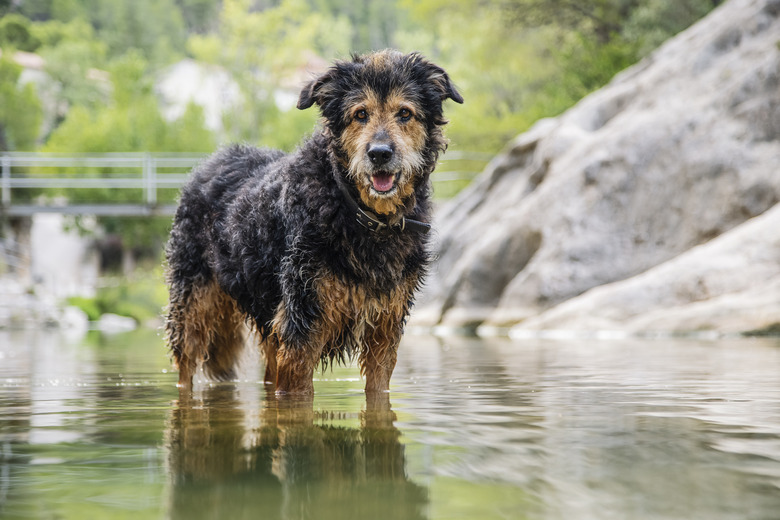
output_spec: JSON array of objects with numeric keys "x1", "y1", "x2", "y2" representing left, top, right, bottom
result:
[
  {"x1": 1, "y1": 328, "x2": 780, "y2": 519},
  {"x1": 166, "y1": 389, "x2": 426, "y2": 520}
]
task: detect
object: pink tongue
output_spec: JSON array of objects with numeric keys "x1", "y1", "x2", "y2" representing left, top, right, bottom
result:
[{"x1": 372, "y1": 173, "x2": 394, "y2": 192}]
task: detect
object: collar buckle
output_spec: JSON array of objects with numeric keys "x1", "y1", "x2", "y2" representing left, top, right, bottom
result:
[
  {"x1": 356, "y1": 210, "x2": 387, "y2": 232},
  {"x1": 337, "y1": 173, "x2": 429, "y2": 235}
]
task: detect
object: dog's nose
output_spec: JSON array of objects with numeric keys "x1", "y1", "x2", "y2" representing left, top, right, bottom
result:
[{"x1": 367, "y1": 144, "x2": 393, "y2": 166}]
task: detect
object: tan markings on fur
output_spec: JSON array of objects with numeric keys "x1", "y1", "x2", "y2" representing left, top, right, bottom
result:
[
  {"x1": 167, "y1": 278, "x2": 246, "y2": 386},
  {"x1": 339, "y1": 88, "x2": 428, "y2": 216},
  {"x1": 269, "y1": 305, "x2": 322, "y2": 394},
  {"x1": 267, "y1": 271, "x2": 416, "y2": 393},
  {"x1": 362, "y1": 49, "x2": 401, "y2": 69},
  {"x1": 260, "y1": 333, "x2": 280, "y2": 384},
  {"x1": 318, "y1": 273, "x2": 416, "y2": 391}
]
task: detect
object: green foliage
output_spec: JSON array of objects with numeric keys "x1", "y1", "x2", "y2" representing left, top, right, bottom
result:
[
  {"x1": 66, "y1": 295, "x2": 102, "y2": 321},
  {"x1": 502, "y1": 0, "x2": 637, "y2": 41},
  {"x1": 43, "y1": 93, "x2": 213, "y2": 154},
  {"x1": 67, "y1": 268, "x2": 168, "y2": 323},
  {"x1": 14, "y1": 0, "x2": 56, "y2": 21},
  {"x1": 0, "y1": 0, "x2": 718, "y2": 248},
  {"x1": 400, "y1": 2, "x2": 565, "y2": 151},
  {"x1": 401, "y1": 0, "x2": 717, "y2": 152},
  {"x1": 41, "y1": 50, "x2": 214, "y2": 247},
  {"x1": 623, "y1": 0, "x2": 718, "y2": 57},
  {"x1": 5, "y1": 0, "x2": 718, "y2": 158},
  {"x1": 39, "y1": 37, "x2": 109, "y2": 112},
  {"x1": 49, "y1": 0, "x2": 89, "y2": 22},
  {"x1": 16, "y1": 0, "x2": 188, "y2": 64},
  {"x1": 188, "y1": 0, "x2": 351, "y2": 150},
  {"x1": 0, "y1": 13, "x2": 41, "y2": 51},
  {"x1": 89, "y1": 0, "x2": 187, "y2": 65},
  {"x1": 44, "y1": 50, "x2": 214, "y2": 154},
  {"x1": 0, "y1": 55, "x2": 43, "y2": 150},
  {"x1": 553, "y1": 31, "x2": 639, "y2": 101},
  {"x1": 314, "y1": 0, "x2": 401, "y2": 52},
  {"x1": 177, "y1": 0, "x2": 221, "y2": 33},
  {"x1": 15, "y1": 0, "x2": 88, "y2": 21},
  {"x1": 30, "y1": 17, "x2": 95, "y2": 48}
]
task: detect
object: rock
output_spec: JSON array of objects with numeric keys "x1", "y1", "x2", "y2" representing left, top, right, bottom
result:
[
  {"x1": 157, "y1": 59, "x2": 241, "y2": 134},
  {"x1": 508, "y1": 204, "x2": 780, "y2": 336},
  {"x1": 60, "y1": 306, "x2": 90, "y2": 333},
  {"x1": 0, "y1": 278, "x2": 61, "y2": 329},
  {"x1": 97, "y1": 313, "x2": 137, "y2": 334},
  {"x1": 415, "y1": 0, "x2": 780, "y2": 336}
]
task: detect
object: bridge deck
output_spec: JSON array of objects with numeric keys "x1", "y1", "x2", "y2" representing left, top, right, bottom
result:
[{"x1": 1, "y1": 152, "x2": 490, "y2": 217}]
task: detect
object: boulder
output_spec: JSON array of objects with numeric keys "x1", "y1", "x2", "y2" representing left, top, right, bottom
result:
[
  {"x1": 509, "y1": 204, "x2": 780, "y2": 337},
  {"x1": 415, "y1": 0, "x2": 780, "y2": 336}
]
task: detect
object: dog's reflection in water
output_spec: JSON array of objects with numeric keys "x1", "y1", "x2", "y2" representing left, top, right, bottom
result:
[{"x1": 165, "y1": 387, "x2": 427, "y2": 520}]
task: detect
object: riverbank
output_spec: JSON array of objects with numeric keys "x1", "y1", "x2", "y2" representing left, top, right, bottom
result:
[{"x1": 0, "y1": 276, "x2": 158, "y2": 333}]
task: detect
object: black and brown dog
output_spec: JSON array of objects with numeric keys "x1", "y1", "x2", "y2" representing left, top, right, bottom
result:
[{"x1": 165, "y1": 50, "x2": 462, "y2": 394}]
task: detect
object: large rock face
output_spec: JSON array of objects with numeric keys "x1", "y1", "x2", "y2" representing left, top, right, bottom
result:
[{"x1": 415, "y1": 0, "x2": 780, "y2": 336}]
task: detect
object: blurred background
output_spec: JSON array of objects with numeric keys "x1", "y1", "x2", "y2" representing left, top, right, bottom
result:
[
  {"x1": 0, "y1": 0, "x2": 733, "y2": 329},
  {"x1": 4, "y1": 4, "x2": 780, "y2": 518}
]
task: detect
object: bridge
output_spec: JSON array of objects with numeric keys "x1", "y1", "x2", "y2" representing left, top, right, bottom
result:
[
  {"x1": 1, "y1": 153, "x2": 198, "y2": 217},
  {"x1": 0, "y1": 151, "x2": 490, "y2": 217}
]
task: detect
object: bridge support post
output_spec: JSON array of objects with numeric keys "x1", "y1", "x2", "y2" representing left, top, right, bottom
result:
[
  {"x1": 143, "y1": 153, "x2": 157, "y2": 208},
  {"x1": 1, "y1": 154, "x2": 10, "y2": 207}
]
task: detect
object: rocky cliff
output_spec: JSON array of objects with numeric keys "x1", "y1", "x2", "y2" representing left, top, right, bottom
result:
[{"x1": 414, "y1": 0, "x2": 780, "y2": 337}]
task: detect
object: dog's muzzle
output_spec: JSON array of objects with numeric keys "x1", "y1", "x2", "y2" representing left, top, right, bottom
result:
[
  {"x1": 367, "y1": 144, "x2": 397, "y2": 193},
  {"x1": 368, "y1": 144, "x2": 393, "y2": 166}
]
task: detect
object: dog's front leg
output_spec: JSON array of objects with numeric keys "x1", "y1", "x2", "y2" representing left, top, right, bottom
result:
[
  {"x1": 260, "y1": 334, "x2": 279, "y2": 385},
  {"x1": 275, "y1": 341, "x2": 322, "y2": 394},
  {"x1": 270, "y1": 290, "x2": 322, "y2": 395},
  {"x1": 361, "y1": 316, "x2": 403, "y2": 394}
]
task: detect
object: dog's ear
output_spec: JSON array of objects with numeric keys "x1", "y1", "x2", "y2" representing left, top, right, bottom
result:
[
  {"x1": 425, "y1": 63, "x2": 464, "y2": 105},
  {"x1": 297, "y1": 70, "x2": 334, "y2": 110}
]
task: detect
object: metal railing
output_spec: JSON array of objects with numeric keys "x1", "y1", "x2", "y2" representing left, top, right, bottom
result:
[
  {"x1": 1, "y1": 153, "x2": 202, "y2": 216},
  {"x1": 1, "y1": 151, "x2": 491, "y2": 216}
]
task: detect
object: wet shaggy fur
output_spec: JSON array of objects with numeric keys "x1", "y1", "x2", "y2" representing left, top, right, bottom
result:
[{"x1": 165, "y1": 50, "x2": 462, "y2": 394}]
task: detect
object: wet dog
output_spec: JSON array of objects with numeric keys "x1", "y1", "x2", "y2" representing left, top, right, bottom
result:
[{"x1": 165, "y1": 50, "x2": 462, "y2": 394}]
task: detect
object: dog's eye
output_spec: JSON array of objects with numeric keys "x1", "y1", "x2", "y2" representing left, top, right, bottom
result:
[
  {"x1": 355, "y1": 109, "x2": 368, "y2": 122},
  {"x1": 398, "y1": 108, "x2": 412, "y2": 121}
]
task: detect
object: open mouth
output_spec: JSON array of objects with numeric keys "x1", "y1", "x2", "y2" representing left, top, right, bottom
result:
[{"x1": 370, "y1": 171, "x2": 396, "y2": 193}]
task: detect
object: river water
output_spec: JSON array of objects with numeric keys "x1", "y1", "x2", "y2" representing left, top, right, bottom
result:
[{"x1": 1, "y1": 328, "x2": 779, "y2": 519}]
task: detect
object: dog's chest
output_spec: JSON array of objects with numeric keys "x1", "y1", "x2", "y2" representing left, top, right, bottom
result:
[
  {"x1": 326, "y1": 232, "x2": 419, "y2": 290},
  {"x1": 315, "y1": 273, "x2": 411, "y2": 331}
]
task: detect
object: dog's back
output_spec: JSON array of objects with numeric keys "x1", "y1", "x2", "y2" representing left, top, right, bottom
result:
[
  {"x1": 165, "y1": 145, "x2": 285, "y2": 383},
  {"x1": 167, "y1": 145, "x2": 284, "y2": 282}
]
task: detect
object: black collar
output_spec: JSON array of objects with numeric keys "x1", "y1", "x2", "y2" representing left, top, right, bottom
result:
[{"x1": 334, "y1": 173, "x2": 431, "y2": 235}]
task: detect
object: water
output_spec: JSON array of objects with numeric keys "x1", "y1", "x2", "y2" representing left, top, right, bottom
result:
[{"x1": 1, "y1": 329, "x2": 780, "y2": 519}]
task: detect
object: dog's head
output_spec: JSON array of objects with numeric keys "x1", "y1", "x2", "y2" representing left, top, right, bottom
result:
[{"x1": 298, "y1": 50, "x2": 463, "y2": 216}]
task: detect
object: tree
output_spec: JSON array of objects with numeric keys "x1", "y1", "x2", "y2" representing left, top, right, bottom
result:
[
  {"x1": 0, "y1": 55, "x2": 43, "y2": 151},
  {"x1": 88, "y1": 0, "x2": 188, "y2": 65},
  {"x1": 400, "y1": 0, "x2": 719, "y2": 151},
  {"x1": 314, "y1": 0, "x2": 401, "y2": 52},
  {"x1": 187, "y1": 0, "x2": 352, "y2": 150},
  {"x1": 503, "y1": 0, "x2": 639, "y2": 43},
  {"x1": 42, "y1": 49, "x2": 214, "y2": 154},
  {"x1": 623, "y1": 0, "x2": 721, "y2": 56},
  {"x1": 0, "y1": 53, "x2": 44, "y2": 262},
  {"x1": 42, "y1": 50, "x2": 215, "y2": 250},
  {"x1": 176, "y1": 0, "x2": 221, "y2": 34},
  {"x1": 39, "y1": 38, "x2": 109, "y2": 118},
  {"x1": 0, "y1": 13, "x2": 42, "y2": 51},
  {"x1": 400, "y1": 1, "x2": 566, "y2": 151}
]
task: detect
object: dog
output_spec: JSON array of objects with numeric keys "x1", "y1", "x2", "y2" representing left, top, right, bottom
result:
[{"x1": 165, "y1": 50, "x2": 462, "y2": 394}]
